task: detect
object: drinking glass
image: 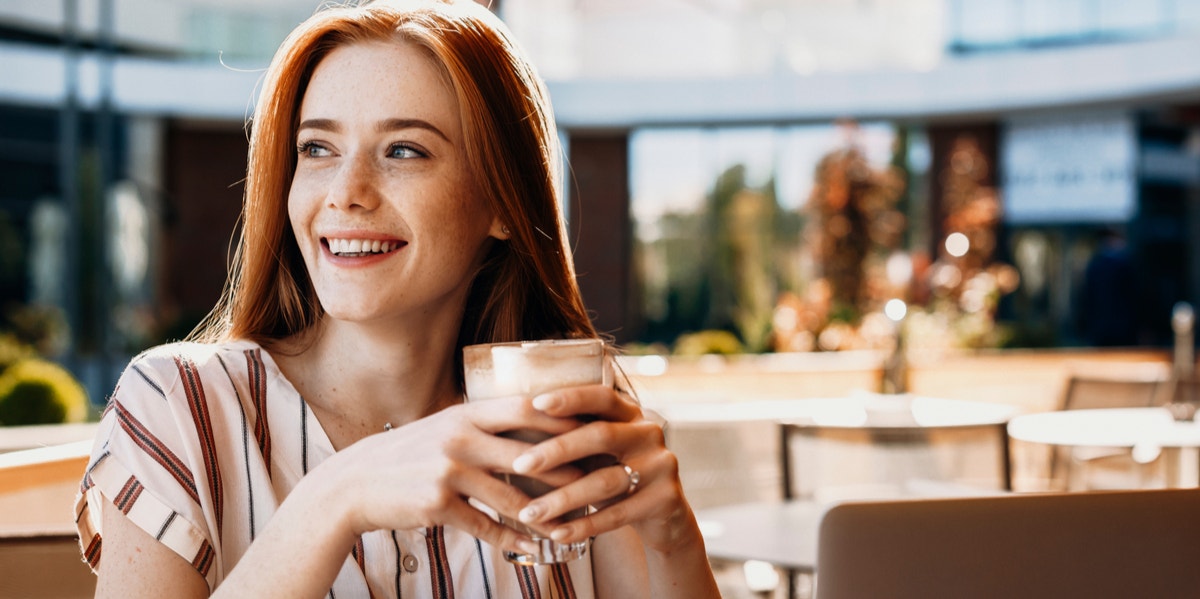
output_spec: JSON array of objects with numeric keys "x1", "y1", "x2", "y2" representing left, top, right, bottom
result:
[{"x1": 463, "y1": 338, "x2": 608, "y2": 564}]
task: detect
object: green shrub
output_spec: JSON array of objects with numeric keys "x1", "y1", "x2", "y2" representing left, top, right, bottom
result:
[
  {"x1": 673, "y1": 330, "x2": 744, "y2": 356},
  {"x1": 0, "y1": 358, "x2": 89, "y2": 426}
]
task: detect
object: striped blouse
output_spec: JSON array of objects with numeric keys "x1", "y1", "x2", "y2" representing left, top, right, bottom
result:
[{"x1": 75, "y1": 339, "x2": 595, "y2": 598}]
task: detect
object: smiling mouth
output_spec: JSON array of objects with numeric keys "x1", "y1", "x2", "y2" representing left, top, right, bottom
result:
[{"x1": 323, "y1": 237, "x2": 405, "y2": 257}]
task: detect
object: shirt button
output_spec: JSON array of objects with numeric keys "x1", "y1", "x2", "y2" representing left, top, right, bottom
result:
[{"x1": 402, "y1": 554, "x2": 419, "y2": 573}]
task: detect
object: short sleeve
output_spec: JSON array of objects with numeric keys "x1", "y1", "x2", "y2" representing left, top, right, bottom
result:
[{"x1": 75, "y1": 346, "x2": 220, "y2": 590}]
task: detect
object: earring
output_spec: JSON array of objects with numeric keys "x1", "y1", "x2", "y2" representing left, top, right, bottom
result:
[{"x1": 502, "y1": 225, "x2": 511, "y2": 236}]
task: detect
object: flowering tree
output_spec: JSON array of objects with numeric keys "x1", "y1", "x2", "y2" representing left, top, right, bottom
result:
[
  {"x1": 771, "y1": 131, "x2": 1017, "y2": 353},
  {"x1": 771, "y1": 141, "x2": 906, "y2": 352},
  {"x1": 910, "y1": 135, "x2": 1019, "y2": 350}
]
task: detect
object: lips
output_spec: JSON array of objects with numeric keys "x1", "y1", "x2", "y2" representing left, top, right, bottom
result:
[{"x1": 323, "y1": 237, "x2": 406, "y2": 257}]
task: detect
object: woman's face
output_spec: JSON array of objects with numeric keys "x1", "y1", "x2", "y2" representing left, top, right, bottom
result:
[{"x1": 288, "y1": 40, "x2": 503, "y2": 328}]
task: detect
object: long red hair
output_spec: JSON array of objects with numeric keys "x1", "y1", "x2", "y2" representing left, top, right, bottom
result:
[{"x1": 193, "y1": 0, "x2": 597, "y2": 354}]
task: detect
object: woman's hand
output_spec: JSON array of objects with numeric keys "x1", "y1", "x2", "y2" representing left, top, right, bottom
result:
[
  {"x1": 314, "y1": 396, "x2": 582, "y2": 556},
  {"x1": 507, "y1": 385, "x2": 698, "y2": 554}
]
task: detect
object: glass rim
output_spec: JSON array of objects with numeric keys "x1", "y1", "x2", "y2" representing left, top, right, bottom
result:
[
  {"x1": 463, "y1": 340, "x2": 604, "y2": 350},
  {"x1": 463, "y1": 338, "x2": 604, "y2": 354}
]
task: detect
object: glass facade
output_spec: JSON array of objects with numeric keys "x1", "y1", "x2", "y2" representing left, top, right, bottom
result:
[
  {"x1": 948, "y1": 0, "x2": 1200, "y2": 51},
  {"x1": 502, "y1": 0, "x2": 947, "y2": 79}
]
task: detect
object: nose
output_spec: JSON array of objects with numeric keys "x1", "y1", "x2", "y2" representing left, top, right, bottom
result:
[{"x1": 326, "y1": 152, "x2": 382, "y2": 211}]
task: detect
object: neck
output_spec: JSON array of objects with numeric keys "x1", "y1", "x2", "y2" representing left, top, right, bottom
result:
[{"x1": 273, "y1": 316, "x2": 463, "y2": 448}]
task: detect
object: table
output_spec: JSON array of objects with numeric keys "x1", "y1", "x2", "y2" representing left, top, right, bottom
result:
[
  {"x1": 696, "y1": 484, "x2": 1012, "y2": 598},
  {"x1": 695, "y1": 500, "x2": 824, "y2": 573},
  {"x1": 1007, "y1": 406, "x2": 1200, "y2": 487},
  {"x1": 651, "y1": 393, "x2": 1019, "y2": 499},
  {"x1": 648, "y1": 392, "x2": 1019, "y2": 429},
  {"x1": 672, "y1": 394, "x2": 1019, "y2": 598}
]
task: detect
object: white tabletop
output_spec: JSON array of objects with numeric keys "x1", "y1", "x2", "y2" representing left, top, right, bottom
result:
[
  {"x1": 1007, "y1": 407, "x2": 1200, "y2": 448},
  {"x1": 696, "y1": 500, "x2": 824, "y2": 572},
  {"x1": 695, "y1": 482, "x2": 1012, "y2": 573},
  {"x1": 649, "y1": 392, "x2": 1018, "y2": 431}
]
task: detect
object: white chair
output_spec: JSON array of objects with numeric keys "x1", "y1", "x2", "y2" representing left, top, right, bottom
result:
[{"x1": 1048, "y1": 366, "x2": 1169, "y2": 491}]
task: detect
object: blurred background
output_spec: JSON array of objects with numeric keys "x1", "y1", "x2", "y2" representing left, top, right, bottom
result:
[{"x1": 1, "y1": 0, "x2": 1199, "y2": 415}]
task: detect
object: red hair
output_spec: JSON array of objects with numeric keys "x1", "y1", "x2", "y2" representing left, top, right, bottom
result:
[{"x1": 193, "y1": 0, "x2": 596, "y2": 351}]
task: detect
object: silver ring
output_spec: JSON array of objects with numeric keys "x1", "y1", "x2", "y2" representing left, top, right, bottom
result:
[{"x1": 622, "y1": 463, "x2": 641, "y2": 495}]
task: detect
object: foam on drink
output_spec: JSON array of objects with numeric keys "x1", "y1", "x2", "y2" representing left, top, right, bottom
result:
[{"x1": 464, "y1": 340, "x2": 605, "y2": 400}]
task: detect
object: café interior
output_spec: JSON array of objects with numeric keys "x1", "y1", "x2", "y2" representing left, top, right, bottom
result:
[{"x1": 4, "y1": 1, "x2": 1200, "y2": 597}]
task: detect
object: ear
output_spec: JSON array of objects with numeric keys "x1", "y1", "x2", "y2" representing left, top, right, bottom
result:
[{"x1": 489, "y1": 217, "x2": 510, "y2": 240}]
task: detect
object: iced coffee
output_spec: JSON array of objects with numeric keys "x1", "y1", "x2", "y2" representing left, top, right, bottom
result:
[{"x1": 462, "y1": 338, "x2": 607, "y2": 564}]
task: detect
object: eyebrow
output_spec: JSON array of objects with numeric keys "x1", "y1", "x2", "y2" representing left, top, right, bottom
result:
[{"x1": 296, "y1": 118, "x2": 450, "y2": 142}]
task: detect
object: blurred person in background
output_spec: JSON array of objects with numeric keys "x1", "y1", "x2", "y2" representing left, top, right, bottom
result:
[{"x1": 1078, "y1": 227, "x2": 1138, "y2": 347}]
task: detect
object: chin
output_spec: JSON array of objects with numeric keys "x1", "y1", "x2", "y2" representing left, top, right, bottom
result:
[{"x1": 316, "y1": 299, "x2": 382, "y2": 323}]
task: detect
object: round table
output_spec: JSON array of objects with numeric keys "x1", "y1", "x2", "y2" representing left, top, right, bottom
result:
[
  {"x1": 649, "y1": 392, "x2": 1018, "y2": 428},
  {"x1": 695, "y1": 500, "x2": 824, "y2": 573},
  {"x1": 669, "y1": 394, "x2": 1018, "y2": 598},
  {"x1": 1007, "y1": 406, "x2": 1200, "y2": 487},
  {"x1": 649, "y1": 392, "x2": 1019, "y2": 501}
]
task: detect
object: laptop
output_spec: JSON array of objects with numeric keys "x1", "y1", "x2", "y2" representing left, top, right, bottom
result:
[{"x1": 815, "y1": 487, "x2": 1200, "y2": 599}]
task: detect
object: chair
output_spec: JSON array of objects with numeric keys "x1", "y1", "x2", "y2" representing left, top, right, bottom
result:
[
  {"x1": 666, "y1": 419, "x2": 796, "y2": 598},
  {"x1": 780, "y1": 420, "x2": 1012, "y2": 503},
  {"x1": 686, "y1": 394, "x2": 1014, "y2": 599},
  {"x1": 815, "y1": 487, "x2": 1200, "y2": 599},
  {"x1": 1059, "y1": 368, "x2": 1166, "y2": 411},
  {"x1": 1041, "y1": 365, "x2": 1169, "y2": 491},
  {"x1": 665, "y1": 420, "x2": 784, "y2": 510}
]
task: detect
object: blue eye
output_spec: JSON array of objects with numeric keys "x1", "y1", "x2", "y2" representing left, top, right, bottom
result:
[
  {"x1": 388, "y1": 144, "x2": 426, "y2": 159},
  {"x1": 297, "y1": 141, "x2": 331, "y2": 158}
]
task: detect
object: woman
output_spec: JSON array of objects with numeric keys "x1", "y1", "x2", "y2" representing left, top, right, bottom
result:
[{"x1": 74, "y1": 0, "x2": 720, "y2": 597}]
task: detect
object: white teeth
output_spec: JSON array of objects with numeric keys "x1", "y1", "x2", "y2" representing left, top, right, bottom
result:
[{"x1": 326, "y1": 238, "x2": 397, "y2": 256}]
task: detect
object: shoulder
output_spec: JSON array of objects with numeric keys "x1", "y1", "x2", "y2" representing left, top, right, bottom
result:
[
  {"x1": 117, "y1": 340, "x2": 265, "y2": 399},
  {"x1": 130, "y1": 339, "x2": 262, "y2": 367}
]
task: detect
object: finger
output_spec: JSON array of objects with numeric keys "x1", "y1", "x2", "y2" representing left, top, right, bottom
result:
[
  {"x1": 462, "y1": 397, "x2": 580, "y2": 437},
  {"x1": 450, "y1": 470, "x2": 565, "y2": 549},
  {"x1": 547, "y1": 482, "x2": 673, "y2": 545},
  {"x1": 442, "y1": 499, "x2": 540, "y2": 557},
  {"x1": 513, "y1": 420, "x2": 660, "y2": 474},
  {"x1": 453, "y1": 467, "x2": 534, "y2": 522},
  {"x1": 445, "y1": 426, "x2": 541, "y2": 472},
  {"x1": 450, "y1": 456, "x2": 586, "y2": 528},
  {"x1": 514, "y1": 463, "x2": 586, "y2": 489},
  {"x1": 516, "y1": 462, "x2": 634, "y2": 525},
  {"x1": 531, "y1": 385, "x2": 642, "y2": 422},
  {"x1": 468, "y1": 457, "x2": 586, "y2": 497},
  {"x1": 447, "y1": 422, "x2": 588, "y2": 487}
]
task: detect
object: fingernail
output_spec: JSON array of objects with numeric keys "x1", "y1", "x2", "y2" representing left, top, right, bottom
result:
[
  {"x1": 519, "y1": 504, "x2": 543, "y2": 523},
  {"x1": 518, "y1": 539, "x2": 540, "y2": 555},
  {"x1": 512, "y1": 453, "x2": 542, "y2": 473},
  {"x1": 550, "y1": 526, "x2": 572, "y2": 542},
  {"x1": 532, "y1": 393, "x2": 561, "y2": 411}
]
